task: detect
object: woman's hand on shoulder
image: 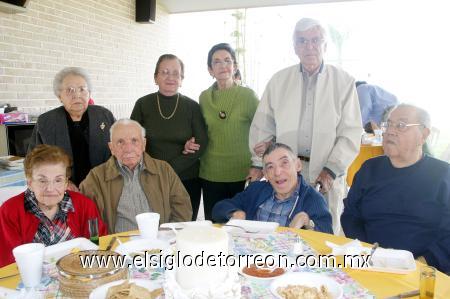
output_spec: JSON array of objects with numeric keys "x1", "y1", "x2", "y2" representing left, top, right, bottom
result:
[{"x1": 182, "y1": 137, "x2": 200, "y2": 155}]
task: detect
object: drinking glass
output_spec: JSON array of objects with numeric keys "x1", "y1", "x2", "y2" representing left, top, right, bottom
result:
[
  {"x1": 12, "y1": 243, "x2": 45, "y2": 288},
  {"x1": 420, "y1": 266, "x2": 436, "y2": 299},
  {"x1": 88, "y1": 218, "x2": 99, "y2": 245},
  {"x1": 136, "y1": 213, "x2": 160, "y2": 239}
]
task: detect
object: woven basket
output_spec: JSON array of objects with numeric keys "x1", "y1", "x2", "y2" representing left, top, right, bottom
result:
[{"x1": 56, "y1": 250, "x2": 128, "y2": 298}]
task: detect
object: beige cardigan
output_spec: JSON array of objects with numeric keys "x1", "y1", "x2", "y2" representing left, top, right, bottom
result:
[
  {"x1": 250, "y1": 63, "x2": 362, "y2": 182},
  {"x1": 80, "y1": 153, "x2": 192, "y2": 233}
]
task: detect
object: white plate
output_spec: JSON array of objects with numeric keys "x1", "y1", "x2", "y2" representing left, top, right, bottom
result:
[
  {"x1": 239, "y1": 253, "x2": 291, "y2": 281},
  {"x1": 160, "y1": 220, "x2": 212, "y2": 230},
  {"x1": 360, "y1": 248, "x2": 416, "y2": 274},
  {"x1": 270, "y1": 272, "x2": 343, "y2": 299},
  {"x1": 0, "y1": 286, "x2": 19, "y2": 299},
  {"x1": 114, "y1": 238, "x2": 170, "y2": 261},
  {"x1": 225, "y1": 219, "x2": 279, "y2": 234},
  {"x1": 44, "y1": 237, "x2": 98, "y2": 263},
  {"x1": 89, "y1": 279, "x2": 161, "y2": 299},
  {"x1": 129, "y1": 230, "x2": 177, "y2": 244}
]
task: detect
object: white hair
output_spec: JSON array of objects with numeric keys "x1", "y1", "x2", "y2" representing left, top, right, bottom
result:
[
  {"x1": 109, "y1": 118, "x2": 146, "y2": 141},
  {"x1": 53, "y1": 67, "x2": 92, "y2": 97},
  {"x1": 390, "y1": 103, "x2": 431, "y2": 129},
  {"x1": 293, "y1": 17, "x2": 327, "y2": 41}
]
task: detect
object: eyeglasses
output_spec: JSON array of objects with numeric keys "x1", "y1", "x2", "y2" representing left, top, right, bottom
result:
[
  {"x1": 294, "y1": 37, "x2": 324, "y2": 47},
  {"x1": 212, "y1": 59, "x2": 234, "y2": 68},
  {"x1": 64, "y1": 86, "x2": 89, "y2": 96},
  {"x1": 380, "y1": 121, "x2": 424, "y2": 132},
  {"x1": 158, "y1": 69, "x2": 182, "y2": 79},
  {"x1": 32, "y1": 177, "x2": 67, "y2": 189}
]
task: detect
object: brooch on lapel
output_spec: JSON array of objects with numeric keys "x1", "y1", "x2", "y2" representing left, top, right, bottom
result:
[{"x1": 100, "y1": 122, "x2": 106, "y2": 130}]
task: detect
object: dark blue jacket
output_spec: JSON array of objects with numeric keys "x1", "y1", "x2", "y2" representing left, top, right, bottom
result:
[{"x1": 212, "y1": 175, "x2": 333, "y2": 234}]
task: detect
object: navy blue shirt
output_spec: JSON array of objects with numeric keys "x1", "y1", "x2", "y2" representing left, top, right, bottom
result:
[{"x1": 341, "y1": 155, "x2": 450, "y2": 273}]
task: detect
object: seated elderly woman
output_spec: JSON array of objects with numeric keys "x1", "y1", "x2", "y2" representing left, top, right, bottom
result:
[
  {"x1": 212, "y1": 143, "x2": 333, "y2": 233},
  {"x1": 28, "y1": 67, "x2": 115, "y2": 187},
  {"x1": 0, "y1": 145, "x2": 107, "y2": 267},
  {"x1": 341, "y1": 104, "x2": 450, "y2": 273}
]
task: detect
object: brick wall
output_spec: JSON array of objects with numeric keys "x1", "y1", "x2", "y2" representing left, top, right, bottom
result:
[{"x1": 0, "y1": 0, "x2": 169, "y2": 117}]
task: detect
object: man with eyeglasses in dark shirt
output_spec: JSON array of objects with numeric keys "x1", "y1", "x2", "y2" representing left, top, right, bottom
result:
[{"x1": 341, "y1": 104, "x2": 450, "y2": 274}]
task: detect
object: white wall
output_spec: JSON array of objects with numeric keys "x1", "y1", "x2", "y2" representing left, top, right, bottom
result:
[{"x1": 0, "y1": 0, "x2": 170, "y2": 117}]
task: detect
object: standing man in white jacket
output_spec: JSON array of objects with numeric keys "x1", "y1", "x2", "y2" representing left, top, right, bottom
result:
[{"x1": 248, "y1": 18, "x2": 362, "y2": 235}]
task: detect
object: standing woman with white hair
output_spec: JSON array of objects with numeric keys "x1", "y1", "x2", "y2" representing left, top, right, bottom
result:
[
  {"x1": 28, "y1": 67, "x2": 115, "y2": 188},
  {"x1": 248, "y1": 18, "x2": 362, "y2": 235}
]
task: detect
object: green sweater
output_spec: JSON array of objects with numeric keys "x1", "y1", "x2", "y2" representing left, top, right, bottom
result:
[
  {"x1": 199, "y1": 84, "x2": 259, "y2": 182},
  {"x1": 130, "y1": 92, "x2": 208, "y2": 180}
]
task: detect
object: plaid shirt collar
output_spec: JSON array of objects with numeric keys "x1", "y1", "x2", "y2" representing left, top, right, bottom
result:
[
  {"x1": 256, "y1": 179, "x2": 301, "y2": 226},
  {"x1": 24, "y1": 188, "x2": 75, "y2": 245},
  {"x1": 116, "y1": 157, "x2": 144, "y2": 179},
  {"x1": 272, "y1": 181, "x2": 301, "y2": 203},
  {"x1": 24, "y1": 188, "x2": 74, "y2": 218}
]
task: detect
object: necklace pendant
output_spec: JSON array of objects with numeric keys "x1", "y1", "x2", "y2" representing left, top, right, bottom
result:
[{"x1": 219, "y1": 111, "x2": 227, "y2": 119}]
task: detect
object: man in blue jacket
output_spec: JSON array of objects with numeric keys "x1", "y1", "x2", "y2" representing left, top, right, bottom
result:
[{"x1": 212, "y1": 143, "x2": 333, "y2": 233}]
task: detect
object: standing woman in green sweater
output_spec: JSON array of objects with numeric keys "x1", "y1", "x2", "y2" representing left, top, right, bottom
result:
[
  {"x1": 131, "y1": 54, "x2": 208, "y2": 221},
  {"x1": 184, "y1": 43, "x2": 259, "y2": 220}
]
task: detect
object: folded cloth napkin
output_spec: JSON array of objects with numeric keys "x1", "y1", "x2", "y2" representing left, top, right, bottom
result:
[
  {"x1": 325, "y1": 239, "x2": 370, "y2": 256},
  {"x1": 325, "y1": 240, "x2": 416, "y2": 272}
]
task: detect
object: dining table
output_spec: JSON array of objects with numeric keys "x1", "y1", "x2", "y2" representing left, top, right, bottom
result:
[{"x1": 1, "y1": 227, "x2": 449, "y2": 298}]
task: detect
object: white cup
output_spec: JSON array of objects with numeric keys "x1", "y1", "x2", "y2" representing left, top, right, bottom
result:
[
  {"x1": 12, "y1": 243, "x2": 45, "y2": 288},
  {"x1": 136, "y1": 212, "x2": 160, "y2": 239}
]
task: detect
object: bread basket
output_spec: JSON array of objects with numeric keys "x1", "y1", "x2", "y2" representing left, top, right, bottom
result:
[{"x1": 56, "y1": 250, "x2": 127, "y2": 298}]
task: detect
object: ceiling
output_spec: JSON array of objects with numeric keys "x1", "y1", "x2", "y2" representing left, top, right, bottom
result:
[{"x1": 159, "y1": 0, "x2": 362, "y2": 14}]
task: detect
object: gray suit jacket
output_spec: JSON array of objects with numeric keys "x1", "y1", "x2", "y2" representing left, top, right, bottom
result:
[{"x1": 28, "y1": 105, "x2": 115, "y2": 180}]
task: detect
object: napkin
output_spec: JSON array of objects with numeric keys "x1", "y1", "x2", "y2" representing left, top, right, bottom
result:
[
  {"x1": 325, "y1": 239, "x2": 370, "y2": 256},
  {"x1": 371, "y1": 248, "x2": 416, "y2": 270}
]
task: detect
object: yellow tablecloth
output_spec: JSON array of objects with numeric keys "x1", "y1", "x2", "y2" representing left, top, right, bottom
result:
[
  {"x1": 347, "y1": 144, "x2": 384, "y2": 186},
  {"x1": 1, "y1": 229, "x2": 449, "y2": 298}
]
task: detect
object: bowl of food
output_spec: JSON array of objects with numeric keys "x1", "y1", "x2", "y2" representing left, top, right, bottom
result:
[
  {"x1": 114, "y1": 238, "x2": 170, "y2": 269},
  {"x1": 270, "y1": 272, "x2": 343, "y2": 299},
  {"x1": 239, "y1": 253, "x2": 291, "y2": 281}
]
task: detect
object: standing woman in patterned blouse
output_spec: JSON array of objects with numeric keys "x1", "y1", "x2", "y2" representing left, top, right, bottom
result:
[
  {"x1": 0, "y1": 145, "x2": 107, "y2": 267},
  {"x1": 131, "y1": 54, "x2": 207, "y2": 221},
  {"x1": 184, "y1": 43, "x2": 259, "y2": 220}
]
